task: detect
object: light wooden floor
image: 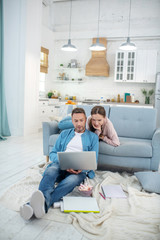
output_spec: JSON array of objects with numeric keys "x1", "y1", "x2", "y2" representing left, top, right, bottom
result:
[{"x1": 0, "y1": 133, "x2": 88, "y2": 240}]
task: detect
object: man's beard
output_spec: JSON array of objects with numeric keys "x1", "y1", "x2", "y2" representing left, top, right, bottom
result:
[{"x1": 75, "y1": 126, "x2": 85, "y2": 133}]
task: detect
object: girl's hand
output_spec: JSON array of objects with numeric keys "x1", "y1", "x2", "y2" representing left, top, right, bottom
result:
[
  {"x1": 92, "y1": 123, "x2": 101, "y2": 132},
  {"x1": 99, "y1": 134, "x2": 104, "y2": 140}
]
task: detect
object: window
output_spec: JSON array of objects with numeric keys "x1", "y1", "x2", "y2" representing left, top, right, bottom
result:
[
  {"x1": 40, "y1": 47, "x2": 49, "y2": 73},
  {"x1": 39, "y1": 72, "x2": 46, "y2": 97},
  {"x1": 39, "y1": 47, "x2": 49, "y2": 97}
]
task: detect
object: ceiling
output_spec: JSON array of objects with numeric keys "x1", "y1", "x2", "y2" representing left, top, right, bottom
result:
[
  {"x1": 43, "y1": 0, "x2": 80, "y2": 6},
  {"x1": 42, "y1": 0, "x2": 160, "y2": 40}
]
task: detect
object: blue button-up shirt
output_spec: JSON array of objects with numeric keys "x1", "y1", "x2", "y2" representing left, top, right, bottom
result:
[{"x1": 49, "y1": 128, "x2": 99, "y2": 179}]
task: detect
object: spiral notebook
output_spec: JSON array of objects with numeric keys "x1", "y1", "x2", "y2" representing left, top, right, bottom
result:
[{"x1": 62, "y1": 196, "x2": 100, "y2": 213}]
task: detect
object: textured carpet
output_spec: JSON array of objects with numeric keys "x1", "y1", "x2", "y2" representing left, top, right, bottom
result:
[{"x1": 0, "y1": 164, "x2": 160, "y2": 240}]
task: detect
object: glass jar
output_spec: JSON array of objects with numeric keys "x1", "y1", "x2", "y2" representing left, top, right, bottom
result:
[{"x1": 65, "y1": 94, "x2": 69, "y2": 100}]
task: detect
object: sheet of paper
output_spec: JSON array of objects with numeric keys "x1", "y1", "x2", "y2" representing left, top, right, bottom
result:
[{"x1": 102, "y1": 185, "x2": 127, "y2": 198}]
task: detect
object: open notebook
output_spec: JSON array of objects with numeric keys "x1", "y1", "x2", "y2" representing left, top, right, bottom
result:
[{"x1": 62, "y1": 196, "x2": 100, "y2": 213}]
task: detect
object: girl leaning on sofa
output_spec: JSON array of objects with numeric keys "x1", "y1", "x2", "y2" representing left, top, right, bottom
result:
[{"x1": 86, "y1": 106, "x2": 120, "y2": 147}]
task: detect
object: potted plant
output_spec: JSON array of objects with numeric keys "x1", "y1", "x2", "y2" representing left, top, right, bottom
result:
[
  {"x1": 47, "y1": 91, "x2": 53, "y2": 98},
  {"x1": 141, "y1": 89, "x2": 154, "y2": 104}
]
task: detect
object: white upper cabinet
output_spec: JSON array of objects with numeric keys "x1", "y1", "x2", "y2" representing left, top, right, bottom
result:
[
  {"x1": 114, "y1": 51, "x2": 136, "y2": 82},
  {"x1": 135, "y1": 50, "x2": 157, "y2": 83},
  {"x1": 115, "y1": 50, "x2": 157, "y2": 83}
]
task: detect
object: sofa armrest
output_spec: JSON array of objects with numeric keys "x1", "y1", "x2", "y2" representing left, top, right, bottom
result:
[
  {"x1": 151, "y1": 128, "x2": 160, "y2": 170},
  {"x1": 42, "y1": 121, "x2": 59, "y2": 156},
  {"x1": 152, "y1": 128, "x2": 160, "y2": 147}
]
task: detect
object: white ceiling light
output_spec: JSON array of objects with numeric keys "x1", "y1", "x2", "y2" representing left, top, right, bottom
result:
[
  {"x1": 61, "y1": 0, "x2": 77, "y2": 52},
  {"x1": 119, "y1": 0, "x2": 136, "y2": 51},
  {"x1": 89, "y1": 0, "x2": 106, "y2": 51}
]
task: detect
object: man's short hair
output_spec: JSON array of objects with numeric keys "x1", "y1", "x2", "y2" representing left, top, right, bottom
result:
[{"x1": 71, "y1": 107, "x2": 86, "y2": 116}]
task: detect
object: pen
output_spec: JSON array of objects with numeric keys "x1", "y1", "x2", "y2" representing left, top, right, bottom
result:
[{"x1": 99, "y1": 192, "x2": 105, "y2": 200}]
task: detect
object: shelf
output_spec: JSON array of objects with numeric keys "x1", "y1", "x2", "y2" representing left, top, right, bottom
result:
[
  {"x1": 54, "y1": 79, "x2": 84, "y2": 83},
  {"x1": 56, "y1": 67, "x2": 84, "y2": 71},
  {"x1": 55, "y1": 66, "x2": 85, "y2": 83}
]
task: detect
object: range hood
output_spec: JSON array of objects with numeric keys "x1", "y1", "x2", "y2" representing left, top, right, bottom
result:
[{"x1": 85, "y1": 38, "x2": 109, "y2": 77}]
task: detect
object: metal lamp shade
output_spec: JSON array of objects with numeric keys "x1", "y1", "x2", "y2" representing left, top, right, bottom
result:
[
  {"x1": 119, "y1": 37, "x2": 136, "y2": 51},
  {"x1": 61, "y1": 39, "x2": 77, "y2": 52},
  {"x1": 89, "y1": 38, "x2": 106, "y2": 51}
]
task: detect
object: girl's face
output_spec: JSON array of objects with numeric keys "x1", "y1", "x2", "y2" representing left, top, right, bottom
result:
[{"x1": 91, "y1": 114, "x2": 105, "y2": 129}]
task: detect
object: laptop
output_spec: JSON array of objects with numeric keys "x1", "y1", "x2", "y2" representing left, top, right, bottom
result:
[{"x1": 57, "y1": 151, "x2": 97, "y2": 170}]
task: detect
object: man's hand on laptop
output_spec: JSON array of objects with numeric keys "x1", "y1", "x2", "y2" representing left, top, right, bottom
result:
[{"x1": 66, "y1": 169, "x2": 82, "y2": 174}]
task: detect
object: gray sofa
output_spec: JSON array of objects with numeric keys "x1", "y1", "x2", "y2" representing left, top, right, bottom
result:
[{"x1": 42, "y1": 105, "x2": 160, "y2": 172}]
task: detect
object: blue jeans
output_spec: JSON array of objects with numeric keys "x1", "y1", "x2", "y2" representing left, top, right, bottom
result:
[{"x1": 39, "y1": 163, "x2": 86, "y2": 212}]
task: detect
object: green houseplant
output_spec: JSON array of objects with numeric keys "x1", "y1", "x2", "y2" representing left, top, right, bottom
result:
[
  {"x1": 141, "y1": 89, "x2": 154, "y2": 104},
  {"x1": 47, "y1": 91, "x2": 53, "y2": 98}
]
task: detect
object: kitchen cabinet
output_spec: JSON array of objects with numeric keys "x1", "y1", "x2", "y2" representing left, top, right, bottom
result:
[
  {"x1": 39, "y1": 102, "x2": 60, "y2": 118},
  {"x1": 114, "y1": 50, "x2": 157, "y2": 83},
  {"x1": 135, "y1": 50, "x2": 157, "y2": 83},
  {"x1": 48, "y1": 105, "x2": 60, "y2": 117},
  {"x1": 39, "y1": 100, "x2": 49, "y2": 123},
  {"x1": 38, "y1": 100, "x2": 70, "y2": 129},
  {"x1": 114, "y1": 51, "x2": 136, "y2": 82},
  {"x1": 39, "y1": 100, "x2": 61, "y2": 129}
]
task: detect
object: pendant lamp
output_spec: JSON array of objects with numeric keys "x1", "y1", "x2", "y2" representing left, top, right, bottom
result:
[
  {"x1": 61, "y1": 0, "x2": 77, "y2": 52},
  {"x1": 119, "y1": 0, "x2": 136, "y2": 51},
  {"x1": 89, "y1": 0, "x2": 106, "y2": 51}
]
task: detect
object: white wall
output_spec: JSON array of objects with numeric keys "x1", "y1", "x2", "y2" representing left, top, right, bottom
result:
[
  {"x1": 3, "y1": 0, "x2": 42, "y2": 136},
  {"x1": 24, "y1": 0, "x2": 42, "y2": 136}
]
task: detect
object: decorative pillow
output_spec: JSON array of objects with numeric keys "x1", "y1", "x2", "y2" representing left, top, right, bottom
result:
[
  {"x1": 58, "y1": 116, "x2": 74, "y2": 130},
  {"x1": 134, "y1": 171, "x2": 160, "y2": 194}
]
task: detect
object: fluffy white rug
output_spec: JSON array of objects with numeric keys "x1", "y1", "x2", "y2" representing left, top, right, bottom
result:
[{"x1": 0, "y1": 164, "x2": 160, "y2": 240}]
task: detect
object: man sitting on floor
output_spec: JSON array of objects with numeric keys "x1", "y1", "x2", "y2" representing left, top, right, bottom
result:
[{"x1": 20, "y1": 107, "x2": 99, "y2": 220}]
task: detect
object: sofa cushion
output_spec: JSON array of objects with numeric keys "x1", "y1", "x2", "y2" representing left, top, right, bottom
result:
[
  {"x1": 49, "y1": 134, "x2": 59, "y2": 146},
  {"x1": 134, "y1": 171, "x2": 160, "y2": 194},
  {"x1": 99, "y1": 137, "x2": 152, "y2": 158},
  {"x1": 109, "y1": 106, "x2": 156, "y2": 139}
]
